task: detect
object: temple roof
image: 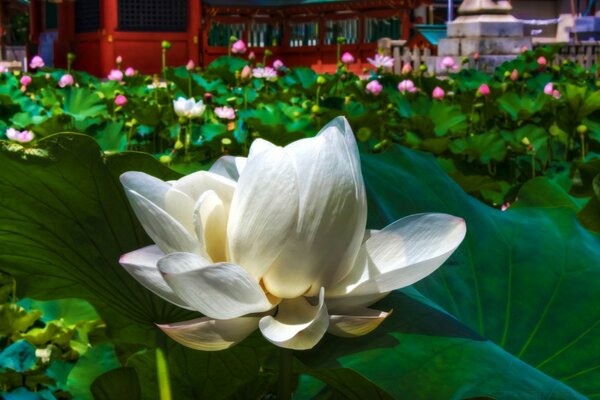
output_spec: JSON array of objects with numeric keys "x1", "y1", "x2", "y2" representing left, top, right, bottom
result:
[{"x1": 203, "y1": 0, "x2": 347, "y2": 6}]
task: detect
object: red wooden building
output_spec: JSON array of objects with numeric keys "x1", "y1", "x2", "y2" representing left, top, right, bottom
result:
[{"x1": 29, "y1": 0, "x2": 430, "y2": 76}]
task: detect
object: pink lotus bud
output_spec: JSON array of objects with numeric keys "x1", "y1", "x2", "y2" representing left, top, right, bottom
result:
[
  {"x1": 273, "y1": 59, "x2": 284, "y2": 70},
  {"x1": 341, "y1": 52, "x2": 355, "y2": 64},
  {"x1": 544, "y1": 82, "x2": 553, "y2": 95},
  {"x1": 510, "y1": 69, "x2": 518, "y2": 81},
  {"x1": 58, "y1": 74, "x2": 74, "y2": 88},
  {"x1": 125, "y1": 67, "x2": 135, "y2": 77},
  {"x1": 45, "y1": 73, "x2": 50, "y2": 79},
  {"x1": 107, "y1": 69, "x2": 123, "y2": 81},
  {"x1": 0, "y1": 65, "x2": 6, "y2": 73},
  {"x1": 365, "y1": 80, "x2": 383, "y2": 95},
  {"x1": 248, "y1": 51, "x2": 256, "y2": 61},
  {"x1": 115, "y1": 94, "x2": 127, "y2": 106},
  {"x1": 432, "y1": 86, "x2": 445, "y2": 100},
  {"x1": 441, "y1": 56, "x2": 455, "y2": 69},
  {"x1": 6, "y1": 128, "x2": 34, "y2": 143},
  {"x1": 186, "y1": 60, "x2": 195, "y2": 71},
  {"x1": 478, "y1": 83, "x2": 490, "y2": 96},
  {"x1": 520, "y1": 46, "x2": 529, "y2": 53},
  {"x1": 116, "y1": 55, "x2": 123, "y2": 64},
  {"x1": 20, "y1": 75, "x2": 32, "y2": 86},
  {"x1": 501, "y1": 202, "x2": 511, "y2": 211},
  {"x1": 231, "y1": 40, "x2": 247, "y2": 54},
  {"x1": 401, "y1": 63, "x2": 413, "y2": 75},
  {"x1": 537, "y1": 56, "x2": 547, "y2": 66},
  {"x1": 241, "y1": 65, "x2": 252, "y2": 80},
  {"x1": 398, "y1": 79, "x2": 416, "y2": 93},
  {"x1": 552, "y1": 89, "x2": 561, "y2": 99},
  {"x1": 473, "y1": 52, "x2": 480, "y2": 60},
  {"x1": 29, "y1": 55, "x2": 45, "y2": 69},
  {"x1": 203, "y1": 92, "x2": 213, "y2": 102},
  {"x1": 19, "y1": 130, "x2": 34, "y2": 143}
]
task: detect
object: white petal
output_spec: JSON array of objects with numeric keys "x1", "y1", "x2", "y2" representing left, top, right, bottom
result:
[
  {"x1": 327, "y1": 307, "x2": 391, "y2": 338},
  {"x1": 209, "y1": 156, "x2": 247, "y2": 181},
  {"x1": 158, "y1": 253, "x2": 275, "y2": 319},
  {"x1": 119, "y1": 245, "x2": 192, "y2": 309},
  {"x1": 158, "y1": 316, "x2": 260, "y2": 351},
  {"x1": 259, "y1": 288, "x2": 328, "y2": 350},
  {"x1": 329, "y1": 213, "x2": 466, "y2": 299},
  {"x1": 124, "y1": 189, "x2": 200, "y2": 254},
  {"x1": 120, "y1": 171, "x2": 170, "y2": 209},
  {"x1": 171, "y1": 171, "x2": 236, "y2": 208},
  {"x1": 261, "y1": 116, "x2": 367, "y2": 298},
  {"x1": 248, "y1": 138, "x2": 277, "y2": 160},
  {"x1": 164, "y1": 188, "x2": 196, "y2": 236},
  {"x1": 227, "y1": 146, "x2": 300, "y2": 281},
  {"x1": 193, "y1": 190, "x2": 227, "y2": 262}
]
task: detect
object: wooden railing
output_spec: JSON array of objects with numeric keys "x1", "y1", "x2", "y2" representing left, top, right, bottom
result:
[
  {"x1": 377, "y1": 37, "x2": 431, "y2": 74},
  {"x1": 533, "y1": 42, "x2": 600, "y2": 70}
]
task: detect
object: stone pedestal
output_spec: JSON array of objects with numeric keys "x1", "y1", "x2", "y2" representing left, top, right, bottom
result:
[{"x1": 434, "y1": 0, "x2": 532, "y2": 73}]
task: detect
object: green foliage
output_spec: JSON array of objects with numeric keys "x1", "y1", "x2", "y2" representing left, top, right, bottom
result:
[{"x1": 1, "y1": 135, "x2": 599, "y2": 398}]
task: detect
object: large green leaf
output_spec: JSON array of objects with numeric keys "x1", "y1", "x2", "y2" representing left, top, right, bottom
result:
[
  {"x1": 0, "y1": 134, "x2": 276, "y2": 398},
  {"x1": 298, "y1": 145, "x2": 600, "y2": 398}
]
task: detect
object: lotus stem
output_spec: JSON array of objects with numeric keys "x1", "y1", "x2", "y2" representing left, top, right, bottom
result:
[
  {"x1": 188, "y1": 72, "x2": 192, "y2": 98},
  {"x1": 156, "y1": 344, "x2": 172, "y2": 400},
  {"x1": 278, "y1": 348, "x2": 294, "y2": 400}
]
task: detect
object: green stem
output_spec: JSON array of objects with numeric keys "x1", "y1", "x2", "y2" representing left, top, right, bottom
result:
[
  {"x1": 244, "y1": 86, "x2": 248, "y2": 109},
  {"x1": 188, "y1": 72, "x2": 192, "y2": 98},
  {"x1": 278, "y1": 348, "x2": 294, "y2": 400},
  {"x1": 581, "y1": 133, "x2": 586, "y2": 161},
  {"x1": 185, "y1": 120, "x2": 192, "y2": 161},
  {"x1": 156, "y1": 340, "x2": 172, "y2": 400},
  {"x1": 315, "y1": 86, "x2": 321, "y2": 107},
  {"x1": 531, "y1": 154, "x2": 536, "y2": 178},
  {"x1": 127, "y1": 124, "x2": 135, "y2": 151}
]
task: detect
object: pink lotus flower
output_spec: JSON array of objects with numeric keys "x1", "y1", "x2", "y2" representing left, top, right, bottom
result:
[
  {"x1": 252, "y1": 66, "x2": 277, "y2": 79},
  {"x1": 398, "y1": 79, "x2": 416, "y2": 93},
  {"x1": 501, "y1": 202, "x2": 511, "y2": 211},
  {"x1": 367, "y1": 54, "x2": 394, "y2": 69},
  {"x1": 29, "y1": 55, "x2": 45, "y2": 69},
  {"x1": 432, "y1": 86, "x2": 445, "y2": 100},
  {"x1": 20, "y1": 75, "x2": 32, "y2": 86},
  {"x1": 473, "y1": 52, "x2": 480, "y2": 61},
  {"x1": 0, "y1": 66, "x2": 6, "y2": 73},
  {"x1": 215, "y1": 106, "x2": 236, "y2": 120},
  {"x1": 366, "y1": 80, "x2": 383, "y2": 95},
  {"x1": 510, "y1": 69, "x2": 518, "y2": 81},
  {"x1": 58, "y1": 74, "x2": 74, "y2": 88},
  {"x1": 273, "y1": 59, "x2": 284, "y2": 70},
  {"x1": 186, "y1": 60, "x2": 195, "y2": 71},
  {"x1": 108, "y1": 69, "x2": 123, "y2": 81},
  {"x1": 441, "y1": 56, "x2": 455, "y2": 69},
  {"x1": 241, "y1": 65, "x2": 252, "y2": 80},
  {"x1": 204, "y1": 92, "x2": 213, "y2": 102},
  {"x1": 6, "y1": 128, "x2": 34, "y2": 143},
  {"x1": 544, "y1": 82, "x2": 553, "y2": 95},
  {"x1": 552, "y1": 90, "x2": 561, "y2": 99},
  {"x1": 116, "y1": 55, "x2": 123, "y2": 65},
  {"x1": 537, "y1": 56, "x2": 547, "y2": 67},
  {"x1": 520, "y1": 46, "x2": 529, "y2": 53},
  {"x1": 231, "y1": 40, "x2": 247, "y2": 54},
  {"x1": 125, "y1": 67, "x2": 135, "y2": 77},
  {"x1": 115, "y1": 94, "x2": 127, "y2": 106},
  {"x1": 478, "y1": 83, "x2": 490, "y2": 96},
  {"x1": 341, "y1": 52, "x2": 355, "y2": 65},
  {"x1": 248, "y1": 51, "x2": 256, "y2": 61},
  {"x1": 401, "y1": 63, "x2": 413, "y2": 75}
]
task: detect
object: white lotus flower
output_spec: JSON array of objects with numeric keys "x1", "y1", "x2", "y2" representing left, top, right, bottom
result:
[
  {"x1": 173, "y1": 97, "x2": 206, "y2": 119},
  {"x1": 119, "y1": 117, "x2": 466, "y2": 351}
]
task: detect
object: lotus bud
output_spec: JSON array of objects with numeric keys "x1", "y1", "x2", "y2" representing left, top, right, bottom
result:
[
  {"x1": 537, "y1": 56, "x2": 547, "y2": 67},
  {"x1": 273, "y1": 59, "x2": 284, "y2": 70},
  {"x1": 552, "y1": 89, "x2": 561, "y2": 99},
  {"x1": 108, "y1": 69, "x2": 124, "y2": 81},
  {"x1": 20, "y1": 75, "x2": 32, "y2": 86},
  {"x1": 432, "y1": 86, "x2": 445, "y2": 100},
  {"x1": 174, "y1": 140, "x2": 184, "y2": 150},
  {"x1": 478, "y1": 83, "x2": 491, "y2": 97},
  {"x1": 398, "y1": 79, "x2": 416, "y2": 93},
  {"x1": 231, "y1": 40, "x2": 247, "y2": 54},
  {"x1": 203, "y1": 92, "x2": 213, "y2": 103},
  {"x1": 115, "y1": 94, "x2": 128, "y2": 106},
  {"x1": 58, "y1": 74, "x2": 74, "y2": 88},
  {"x1": 510, "y1": 69, "x2": 518, "y2": 81},
  {"x1": 125, "y1": 67, "x2": 135, "y2": 77},
  {"x1": 337, "y1": 36, "x2": 346, "y2": 44},
  {"x1": 29, "y1": 55, "x2": 45, "y2": 69},
  {"x1": 161, "y1": 41, "x2": 172, "y2": 50},
  {"x1": 544, "y1": 82, "x2": 553, "y2": 95},
  {"x1": 401, "y1": 63, "x2": 413, "y2": 75},
  {"x1": 67, "y1": 52, "x2": 76, "y2": 63},
  {"x1": 241, "y1": 65, "x2": 252, "y2": 80},
  {"x1": 116, "y1": 55, "x2": 123, "y2": 65},
  {"x1": 159, "y1": 155, "x2": 172, "y2": 164},
  {"x1": 316, "y1": 76, "x2": 326, "y2": 85},
  {"x1": 186, "y1": 60, "x2": 195, "y2": 71},
  {"x1": 341, "y1": 52, "x2": 355, "y2": 65},
  {"x1": 248, "y1": 51, "x2": 256, "y2": 61},
  {"x1": 577, "y1": 124, "x2": 588, "y2": 135},
  {"x1": 441, "y1": 56, "x2": 455, "y2": 69}
]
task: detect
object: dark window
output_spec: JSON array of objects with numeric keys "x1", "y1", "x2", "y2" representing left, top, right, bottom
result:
[
  {"x1": 75, "y1": 0, "x2": 101, "y2": 33},
  {"x1": 118, "y1": 0, "x2": 188, "y2": 32}
]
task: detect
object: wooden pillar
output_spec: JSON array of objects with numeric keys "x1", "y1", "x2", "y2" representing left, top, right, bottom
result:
[
  {"x1": 55, "y1": 1, "x2": 75, "y2": 68},
  {"x1": 29, "y1": 0, "x2": 42, "y2": 56},
  {"x1": 187, "y1": 0, "x2": 201, "y2": 64},
  {"x1": 401, "y1": 10, "x2": 411, "y2": 40},
  {"x1": 100, "y1": 0, "x2": 118, "y2": 75}
]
